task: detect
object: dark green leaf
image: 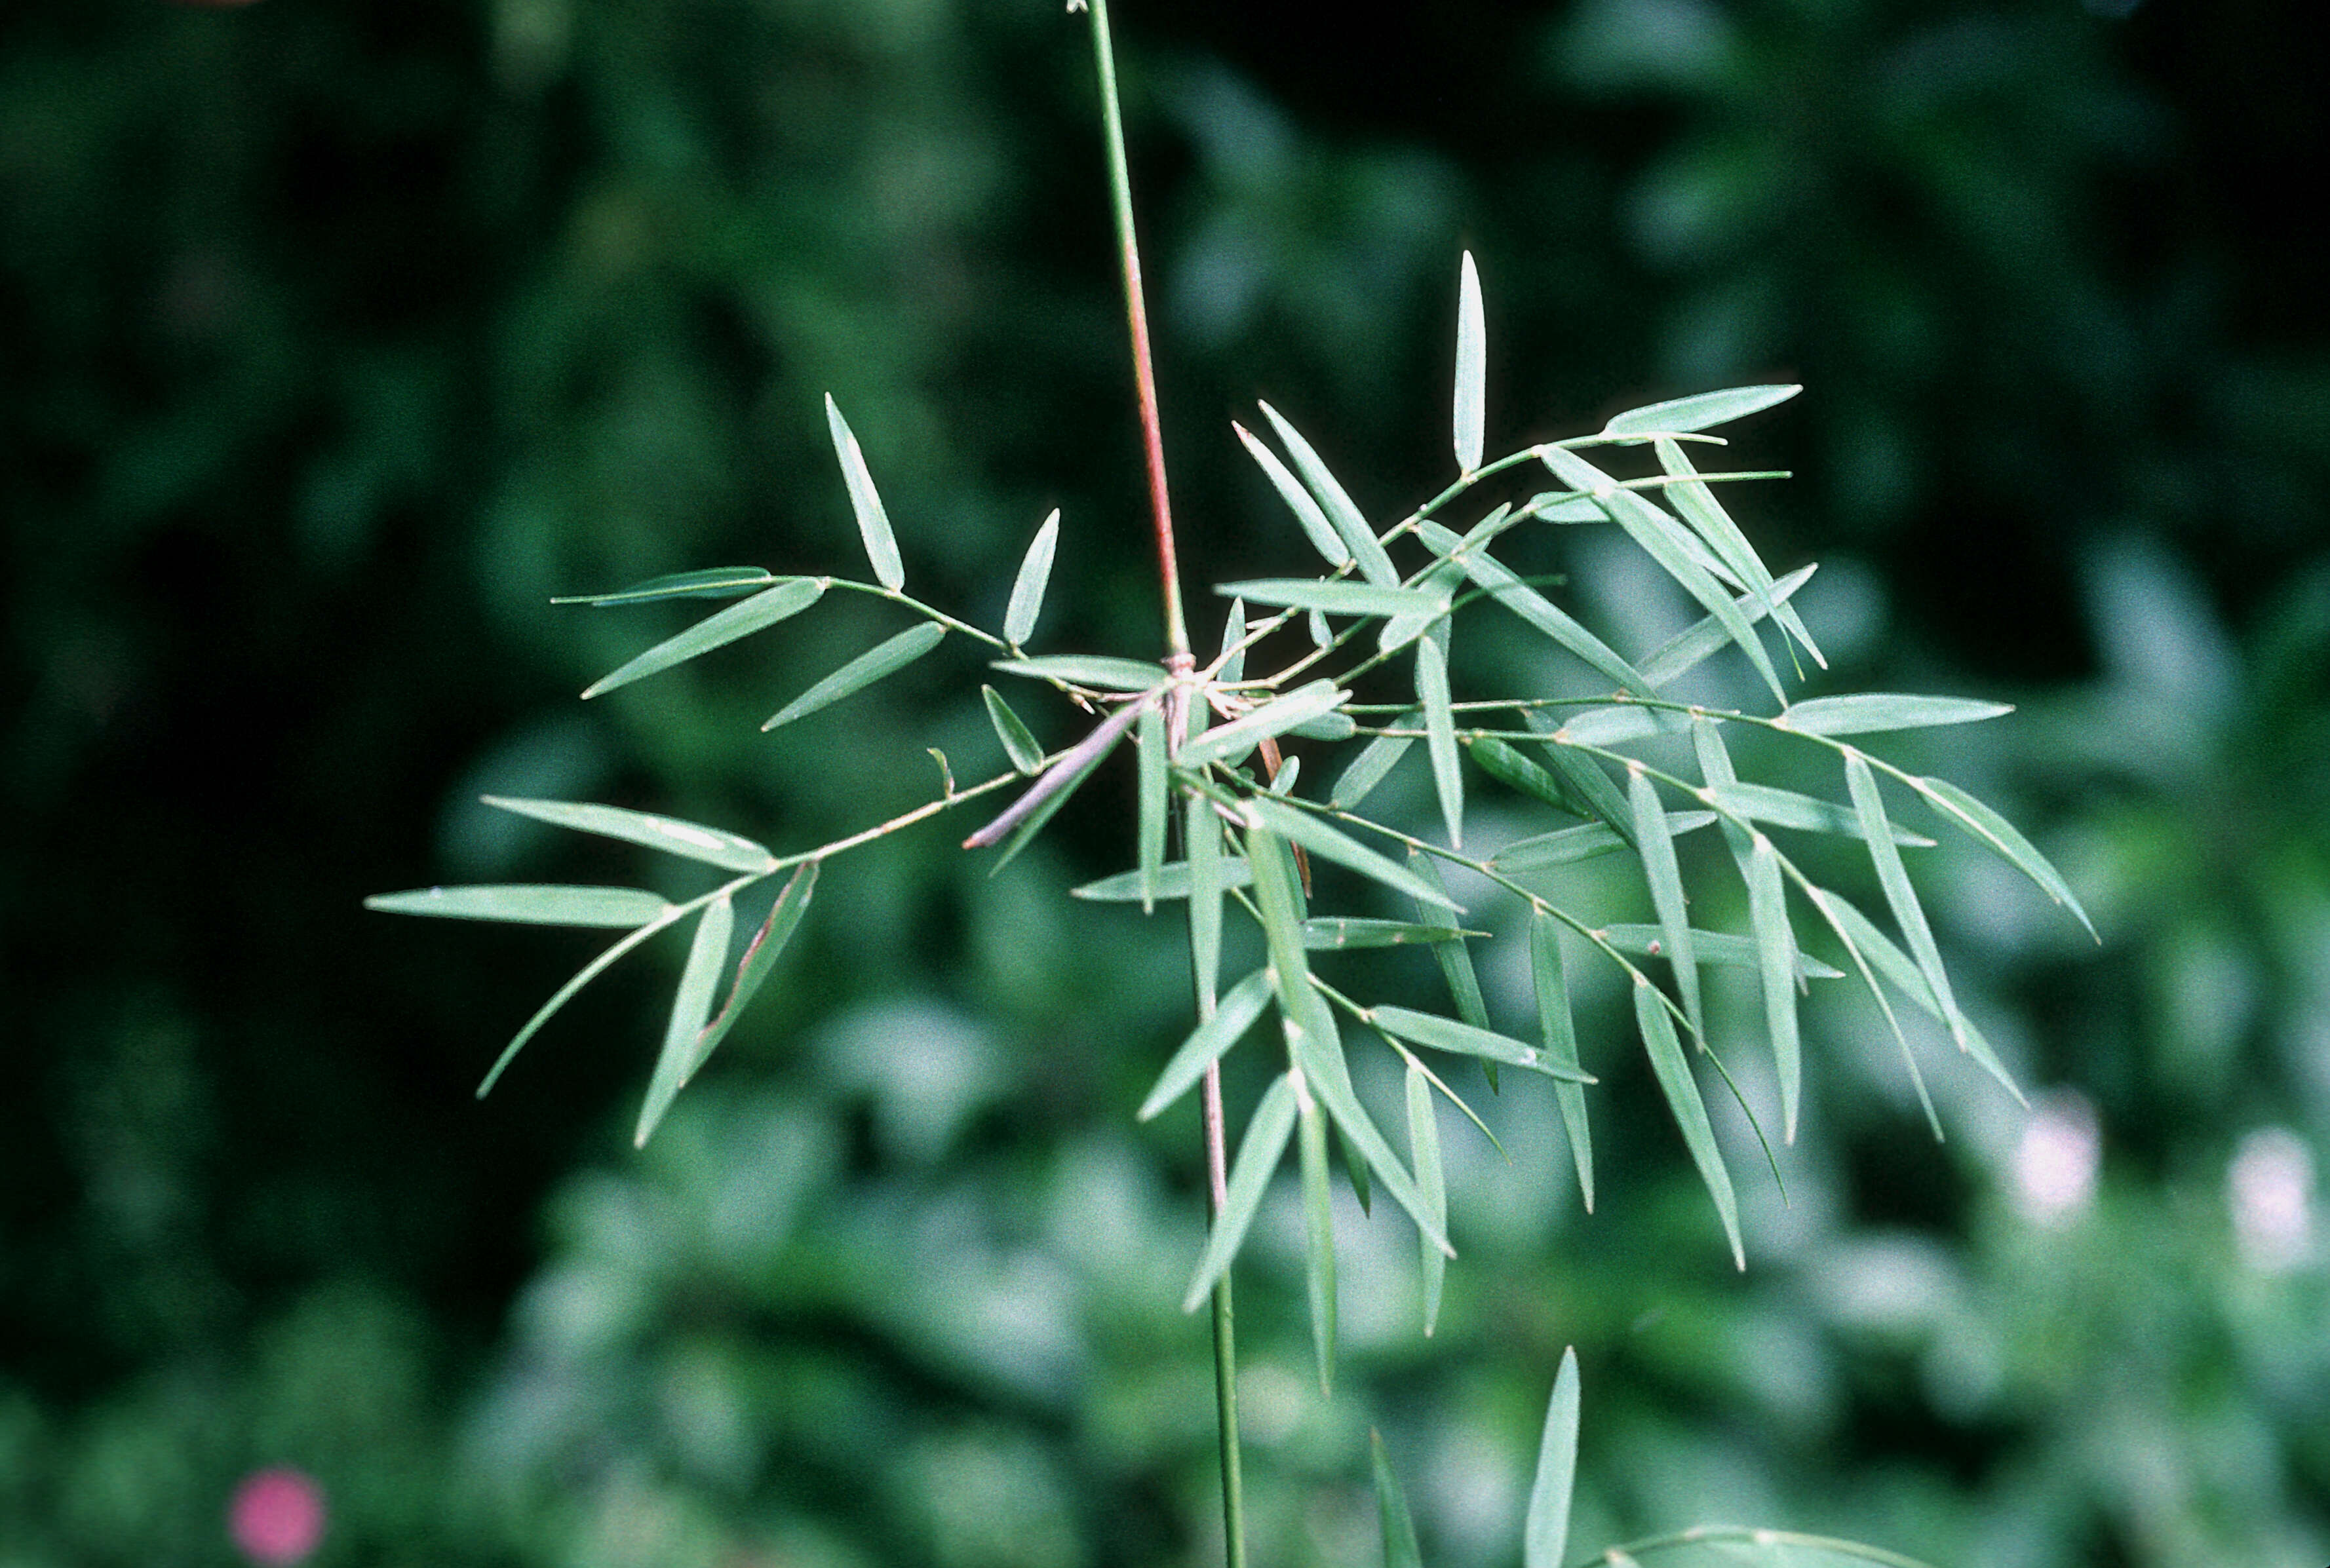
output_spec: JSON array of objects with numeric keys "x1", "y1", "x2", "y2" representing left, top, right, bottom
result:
[
  {"x1": 364, "y1": 884, "x2": 672, "y2": 928},
  {"x1": 1140, "y1": 968, "x2": 1273, "y2": 1122},
  {"x1": 1298, "y1": 1082, "x2": 1337, "y2": 1394},
  {"x1": 1004, "y1": 508, "x2": 1060, "y2": 648},
  {"x1": 992, "y1": 654, "x2": 1166, "y2": 691},
  {"x1": 482, "y1": 796, "x2": 779, "y2": 873},
  {"x1": 1634, "y1": 980, "x2": 1743, "y2": 1268},
  {"x1": 763, "y1": 622, "x2": 946, "y2": 730},
  {"x1": 1372, "y1": 1429, "x2": 1426, "y2": 1568},
  {"x1": 1418, "y1": 634, "x2": 1462, "y2": 848},
  {"x1": 581, "y1": 577, "x2": 826, "y2": 698},
  {"x1": 1182, "y1": 1073, "x2": 1300, "y2": 1312},
  {"x1": 1523, "y1": 1348, "x2": 1582, "y2": 1568},
  {"x1": 1256, "y1": 401, "x2": 1400, "y2": 588},
  {"x1": 1405, "y1": 1067, "x2": 1448, "y2": 1336},
  {"x1": 1454, "y1": 251, "x2": 1486, "y2": 472},
  {"x1": 1601, "y1": 383, "x2": 1800, "y2": 436},
  {"x1": 692, "y1": 861, "x2": 818, "y2": 1073},
  {"x1": 825, "y1": 395, "x2": 903, "y2": 592},
  {"x1": 982, "y1": 685, "x2": 1045, "y2": 774},
  {"x1": 554, "y1": 567, "x2": 777, "y2": 607},
  {"x1": 1531, "y1": 914, "x2": 1594, "y2": 1210},
  {"x1": 634, "y1": 895, "x2": 735, "y2": 1147},
  {"x1": 1233, "y1": 421, "x2": 1351, "y2": 571},
  {"x1": 1780, "y1": 693, "x2": 2013, "y2": 736}
]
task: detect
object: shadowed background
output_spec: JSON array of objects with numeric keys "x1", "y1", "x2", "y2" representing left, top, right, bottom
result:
[{"x1": 3, "y1": 1, "x2": 2327, "y2": 1564}]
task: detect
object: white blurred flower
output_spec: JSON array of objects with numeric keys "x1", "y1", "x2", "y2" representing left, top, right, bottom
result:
[
  {"x1": 2228, "y1": 1127, "x2": 2314, "y2": 1271},
  {"x1": 2010, "y1": 1092, "x2": 2099, "y2": 1227}
]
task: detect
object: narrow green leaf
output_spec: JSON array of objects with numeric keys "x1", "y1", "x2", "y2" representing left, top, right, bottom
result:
[
  {"x1": 1407, "y1": 850, "x2": 1494, "y2": 1088},
  {"x1": 1302, "y1": 918, "x2": 1467, "y2": 949},
  {"x1": 1744, "y1": 835, "x2": 1804, "y2": 1143},
  {"x1": 762, "y1": 621, "x2": 945, "y2": 731},
  {"x1": 1232, "y1": 422, "x2": 1352, "y2": 570},
  {"x1": 1454, "y1": 251, "x2": 1486, "y2": 472},
  {"x1": 1140, "y1": 968, "x2": 1273, "y2": 1122},
  {"x1": 634, "y1": 895, "x2": 735, "y2": 1147},
  {"x1": 474, "y1": 908, "x2": 686, "y2": 1096},
  {"x1": 1288, "y1": 1009, "x2": 1452, "y2": 1258},
  {"x1": 825, "y1": 395, "x2": 903, "y2": 592},
  {"x1": 1182, "y1": 1072, "x2": 1300, "y2": 1312},
  {"x1": 1531, "y1": 913, "x2": 1595, "y2": 1210},
  {"x1": 1418, "y1": 519, "x2": 1654, "y2": 697},
  {"x1": 1242, "y1": 798, "x2": 1460, "y2": 911},
  {"x1": 1330, "y1": 725, "x2": 1414, "y2": 810},
  {"x1": 554, "y1": 567, "x2": 777, "y2": 607},
  {"x1": 1405, "y1": 1066, "x2": 1448, "y2": 1335},
  {"x1": 1602, "y1": 383, "x2": 1800, "y2": 436},
  {"x1": 1247, "y1": 824, "x2": 1314, "y2": 1012},
  {"x1": 1297, "y1": 1080, "x2": 1338, "y2": 1394},
  {"x1": 1821, "y1": 890, "x2": 2025, "y2": 1105},
  {"x1": 1073, "y1": 855, "x2": 1254, "y2": 903},
  {"x1": 692, "y1": 860, "x2": 818, "y2": 1071},
  {"x1": 1216, "y1": 599, "x2": 1249, "y2": 685},
  {"x1": 1557, "y1": 703, "x2": 1694, "y2": 748},
  {"x1": 1640, "y1": 564, "x2": 1817, "y2": 690},
  {"x1": 1595, "y1": 924, "x2": 1841, "y2": 978},
  {"x1": 1801, "y1": 883, "x2": 1941, "y2": 1137},
  {"x1": 1780, "y1": 693, "x2": 2013, "y2": 736},
  {"x1": 1187, "y1": 796, "x2": 1224, "y2": 1013},
  {"x1": 1703, "y1": 780, "x2": 1937, "y2": 846},
  {"x1": 1846, "y1": 750, "x2": 1966, "y2": 1054},
  {"x1": 482, "y1": 796, "x2": 779, "y2": 874},
  {"x1": 1519, "y1": 718, "x2": 1641, "y2": 848},
  {"x1": 1254, "y1": 401, "x2": 1399, "y2": 588},
  {"x1": 1629, "y1": 767, "x2": 1703, "y2": 1041},
  {"x1": 1523, "y1": 1348, "x2": 1582, "y2": 1568},
  {"x1": 1376, "y1": 556, "x2": 1465, "y2": 659},
  {"x1": 1003, "y1": 508, "x2": 1060, "y2": 647},
  {"x1": 364, "y1": 884, "x2": 672, "y2": 928},
  {"x1": 991, "y1": 654, "x2": 1167, "y2": 692},
  {"x1": 982, "y1": 685, "x2": 1045, "y2": 775},
  {"x1": 1178, "y1": 680, "x2": 1347, "y2": 771},
  {"x1": 1372, "y1": 1429, "x2": 1426, "y2": 1568},
  {"x1": 1137, "y1": 704, "x2": 1166, "y2": 913},
  {"x1": 1470, "y1": 735, "x2": 1583, "y2": 818},
  {"x1": 1635, "y1": 979, "x2": 1744, "y2": 1268},
  {"x1": 1654, "y1": 437, "x2": 1824, "y2": 670},
  {"x1": 1287, "y1": 708, "x2": 1357, "y2": 742},
  {"x1": 581, "y1": 577, "x2": 826, "y2": 698},
  {"x1": 1218, "y1": 579, "x2": 1446, "y2": 619},
  {"x1": 1372, "y1": 1006, "x2": 1592, "y2": 1080},
  {"x1": 1494, "y1": 813, "x2": 1718, "y2": 873},
  {"x1": 1418, "y1": 634, "x2": 1462, "y2": 848},
  {"x1": 1912, "y1": 774, "x2": 2097, "y2": 940}
]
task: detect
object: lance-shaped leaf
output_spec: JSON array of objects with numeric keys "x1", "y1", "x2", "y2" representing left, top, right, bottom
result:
[
  {"x1": 1779, "y1": 693, "x2": 2013, "y2": 736},
  {"x1": 1521, "y1": 717, "x2": 1642, "y2": 847},
  {"x1": 1255, "y1": 401, "x2": 1399, "y2": 588},
  {"x1": 1845, "y1": 750, "x2": 1966, "y2": 1054},
  {"x1": 992, "y1": 653, "x2": 1167, "y2": 692},
  {"x1": 1376, "y1": 556, "x2": 1466, "y2": 659},
  {"x1": 1419, "y1": 519, "x2": 1654, "y2": 698},
  {"x1": 1216, "y1": 600, "x2": 1249, "y2": 684},
  {"x1": 1417, "y1": 634, "x2": 1462, "y2": 847},
  {"x1": 1136, "y1": 703, "x2": 1167, "y2": 912},
  {"x1": 982, "y1": 685, "x2": 1045, "y2": 774},
  {"x1": 1297, "y1": 1077, "x2": 1338, "y2": 1393},
  {"x1": 1289, "y1": 1008, "x2": 1452, "y2": 1257},
  {"x1": 1454, "y1": 250, "x2": 1486, "y2": 472},
  {"x1": 1596, "y1": 924, "x2": 1842, "y2": 978},
  {"x1": 1372, "y1": 1429, "x2": 1426, "y2": 1568},
  {"x1": 1073, "y1": 855, "x2": 1254, "y2": 903},
  {"x1": 1495, "y1": 813, "x2": 1718, "y2": 873},
  {"x1": 1745, "y1": 835, "x2": 1804, "y2": 1143},
  {"x1": 1233, "y1": 422, "x2": 1351, "y2": 570},
  {"x1": 1405, "y1": 1066, "x2": 1448, "y2": 1335},
  {"x1": 1407, "y1": 851, "x2": 1494, "y2": 1090},
  {"x1": 554, "y1": 567, "x2": 777, "y2": 607},
  {"x1": 472, "y1": 906, "x2": 685, "y2": 1096},
  {"x1": 1140, "y1": 968, "x2": 1273, "y2": 1122},
  {"x1": 634, "y1": 895, "x2": 735, "y2": 1148},
  {"x1": 1654, "y1": 436, "x2": 1824, "y2": 669},
  {"x1": 365, "y1": 884, "x2": 673, "y2": 928},
  {"x1": 1531, "y1": 914, "x2": 1595, "y2": 1210},
  {"x1": 1703, "y1": 780, "x2": 1937, "y2": 845},
  {"x1": 1242, "y1": 797, "x2": 1460, "y2": 911},
  {"x1": 1602, "y1": 383, "x2": 1800, "y2": 437},
  {"x1": 1003, "y1": 508, "x2": 1060, "y2": 647},
  {"x1": 1821, "y1": 890, "x2": 2024, "y2": 1104},
  {"x1": 1245, "y1": 822, "x2": 1313, "y2": 1007},
  {"x1": 1471, "y1": 735, "x2": 1583, "y2": 818},
  {"x1": 1911, "y1": 774, "x2": 2096, "y2": 940},
  {"x1": 1635, "y1": 979, "x2": 1744, "y2": 1268},
  {"x1": 1178, "y1": 680, "x2": 1348, "y2": 771},
  {"x1": 763, "y1": 622, "x2": 946, "y2": 731},
  {"x1": 1640, "y1": 564, "x2": 1818, "y2": 690},
  {"x1": 1182, "y1": 1071, "x2": 1300, "y2": 1312},
  {"x1": 1372, "y1": 1006, "x2": 1593, "y2": 1080},
  {"x1": 1219, "y1": 578, "x2": 1446, "y2": 620},
  {"x1": 1545, "y1": 447, "x2": 1785, "y2": 703},
  {"x1": 582, "y1": 577, "x2": 826, "y2": 698},
  {"x1": 1800, "y1": 883, "x2": 1940, "y2": 1137},
  {"x1": 691, "y1": 860, "x2": 818, "y2": 1073},
  {"x1": 482, "y1": 797, "x2": 779, "y2": 874},
  {"x1": 1304, "y1": 918, "x2": 1468, "y2": 949},
  {"x1": 1559, "y1": 703, "x2": 1696, "y2": 748},
  {"x1": 1629, "y1": 767, "x2": 1704, "y2": 1041},
  {"x1": 1332, "y1": 725, "x2": 1414, "y2": 810},
  {"x1": 963, "y1": 695, "x2": 1146, "y2": 866},
  {"x1": 825, "y1": 395, "x2": 903, "y2": 592},
  {"x1": 1523, "y1": 1348, "x2": 1582, "y2": 1568}
]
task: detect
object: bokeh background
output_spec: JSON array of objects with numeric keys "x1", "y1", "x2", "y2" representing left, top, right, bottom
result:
[{"x1": 5, "y1": 0, "x2": 2327, "y2": 1564}]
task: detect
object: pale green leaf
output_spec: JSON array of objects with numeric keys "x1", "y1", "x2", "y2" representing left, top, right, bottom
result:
[
  {"x1": 364, "y1": 884, "x2": 672, "y2": 928},
  {"x1": 1373, "y1": 1430, "x2": 1425, "y2": 1568},
  {"x1": 634, "y1": 895, "x2": 735, "y2": 1147},
  {"x1": 482, "y1": 796, "x2": 779, "y2": 874},
  {"x1": 1073, "y1": 855, "x2": 1254, "y2": 903},
  {"x1": 1780, "y1": 693, "x2": 2013, "y2": 736},
  {"x1": 1418, "y1": 634, "x2": 1463, "y2": 848},
  {"x1": 1639, "y1": 564, "x2": 1817, "y2": 690},
  {"x1": 1531, "y1": 914, "x2": 1595, "y2": 1210},
  {"x1": 1405, "y1": 1067, "x2": 1448, "y2": 1336},
  {"x1": 1406, "y1": 851, "x2": 1494, "y2": 1089},
  {"x1": 1454, "y1": 251, "x2": 1486, "y2": 472},
  {"x1": 1470, "y1": 735, "x2": 1585, "y2": 818},
  {"x1": 982, "y1": 685, "x2": 1045, "y2": 774},
  {"x1": 1523, "y1": 1348, "x2": 1582, "y2": 1568},
  {"x1": 1302, "y1": 917, "x2": 1468, "y2": 949},
  {"x1": 1330, "y1": 725, "x2": 1414, "y2": 810},
  {"x1": 1372, "y1": 1006, "x2": 1593, "y2": 1080},
  {"x1": 581, "y1": 577, "x2": 826, "y2": 698},
  {"x1": 1182, "y1": 1073, "x2": 1299, "y2": 1312},
  {"x1": 1629, "y1": 767, "x2": 1703, "y2": 1041},
  {"x1": 1597, "y1": 925, "x2": 1838, "y2": 978},
  {"x1": 762, "y1": 621, "x2": 946, "y2": 731},
  {"x1": 473, "y1": 909, "x2": 684, "y2": 1097},
  {"x1": 1821, "y1": 889, "x2": 2025, "y2": 1105},
  {"x1": 1635, "y1": 980, "x2": 1744, "y2": 1268},
  {"x1": 825, "y1": 395, "x2": 903, "y2": 592},
  {"x1": 1846, "y1": 751, "x2": 1966, "y2": 1054},
  {"x1": 1556, "y1": 703, "x2": 1694, "y2": 748},
  {"x1": 1602, "y1": 383, "x2": 1800, "y2": 436},
  {"x1": 1246, "y1": 825, "x2": 1314, "y2": 1014},
  {"x1": 1654, "y1": 436, "x2": 1824, "y2": 669},
  {"x1": 1242, "y1": 798, "x2": 1460, "y2": 911},
  {"x1": 691, "y1": 861, "x2": 818, "y2": 1071},
  {"x1": 1140, "y1": 968, "x2": 1273, "y2": 1122},
  {"x1": 1255, "y1": 401, "x2": 1398, "y2": 588},
  {"x1": 1288, "y1": 1008, "x2": 1452, "y2": 1258},
  {"x1": 1178, "y1": 680, "x2": 1347, "y2": 771},
  {"x1": 1137, "y1": 704, "x2": 1166, "y2": 913},
  {"x1": 992, "y1": 654, "x2": 1166, "y2": 691},
  {"x1": 1216, "y1": 600, "x2": 1249, "y2": 685},
  {"x1": 1494, "y1": 813, "x2": 1717, "y2": 873},
  {"x1": 1287, "y1": 708, "x2": 1357, "y2": 742},
  {"x1": 1297, "y1": 1081, "x2": 1338, "y2": 1394},
  {"x1": 1912, "y1": 774, "x2": 2097, "y2": 940},
  {"x1": 1188, "y1": 794, "x2": 1225, "y2": 1012},
  {"x1": 1218, "y1": 579, "x2": 1447, "y2": 620},
  {"x1": 1744, "y1": 835, "x2": 1804, "y2": 1143},
  {"x1": 554, "y1": 567, "x2": 777, "y2": 607},
  {"x1": 1703, "y1": 780, "x2": 1937, "y2": 845},
  {"x1": 1232, "y1": 423, "x2": 1352, "y2": 570},
  {"x1": 1003, "y1": 508, "x2": 1060, "y2": 647},
  {"x1": 1418, "y1": 518, "x2": 1654, "y2": 697},
  {"x1": 1801, "y1": 883, "x2": 1940, "y2": 1136}
]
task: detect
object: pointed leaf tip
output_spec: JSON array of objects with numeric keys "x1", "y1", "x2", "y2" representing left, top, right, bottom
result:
[
  {"x1": 1454, "y1": 252, "x2": 1486, "y2": 472},
  {"x1": 825, "y1": 395, "x2": 904, "y2": 592}
]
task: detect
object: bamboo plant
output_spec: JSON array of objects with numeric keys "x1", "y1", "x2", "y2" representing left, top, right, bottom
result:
[{"x1": 370, "y1": 3, "x2": 2093, "y2": 1563}]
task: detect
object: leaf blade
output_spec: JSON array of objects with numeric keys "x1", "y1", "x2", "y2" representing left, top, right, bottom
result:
[
  {"x1": 1744, "y1": 835, "x2": 1804, "y2": 1143},
  {"x1": 1523, "y1": 1347, "x2": 1582, "y2": 1568},
  {"x1": 482, "y1": 796, "x2": 779, "y2": 874},
  {"x1": 1635, "y1": 978, "x2": 1743, "y2": 1268},
  {"x1": 1217, "y1": 579, "x2": 1447, "y2": 619},
  {"x1": 1531, "y1": 913, "x2": 1595, "y2": 1210},
  {"x1": 1137, "y1": 703, "x2": 1167, "y2": 913},
  {"x1": 1255, "y1": 401, "x2": 1398, "y2": 588},
  {"x1": 1177, "y1": 680, "x2": 1348, "y2": 771},
  {"x1": 762, "y1": 622, "x2": 946, "y2": 731},
  {"x1": 1602, "y1": 383, "x2": 1800, "y2": 436},
  {"x1": 1405, "y1": 1065, "x2": 1448, "y2": 1335},
  {"x1": 364, "y1": 884, "x2": 672, "y2": 928},
  {"x1": 1243, "y1": 798, "x2": 1461, "y2": 912},
  {"x1": 554, "y1": 567, "x2": 777, "y2": 607},
  {"x1": 1913, "y1": 774, "x2": 2097, "y2": 939},
  {"x1": 990, "y1": 654, "x2": 1168, "y2": 692},
  {"x1": 1297, "y1": 1078, "x2": 1338, "y2": 1394},
  {"x1": 691, "y1": 861, "x2": 819, "y2": 1071},
  {"x1": 1181, "y1": 1073, "x2": 1300, "y2": 1312},
  {"x1": 1372, "y1": 1429, "x2": 1426, "y2": 1568},
  {"x1": 581, "y1": 577, "x2": 826, "y2": 699},
  {"x1": 825, "y1": 395, "x2": 903, "y2": 592},
  {"x1": 1417, "y1": 634, "x2": 1462, "y2": 848},
  {"x1": 1629, "y1": 767, "x2": 1703, "y2": 1041},
  {"x1": 1781, "y1": 693, "x2": 2013, "y2": 736},
  {"x1": 1233, "y1": 422, "x2": 1351, "y2": 571},
  {"x1": 982, "y1": 685, "x2": 1045, "y2": 775},
  {"x1": 634, "y1": 894, "x2": 735, "y2": 1147},
  {"x1": 1454, "y1": 250, "x2": 1486, "y2": 472},
  {"x1": 1003, "y1": 508, "x2": 1060, "y2": 647}
]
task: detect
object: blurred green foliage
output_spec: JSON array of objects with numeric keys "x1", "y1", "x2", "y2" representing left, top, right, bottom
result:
[{"x1": 3, "y1": 1, "x2": 2325, "y2": 1566}]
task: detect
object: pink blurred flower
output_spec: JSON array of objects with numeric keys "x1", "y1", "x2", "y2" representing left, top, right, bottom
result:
[{"x1": 229, "y1": 1468, "x2": 326, "y2": 1566}]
